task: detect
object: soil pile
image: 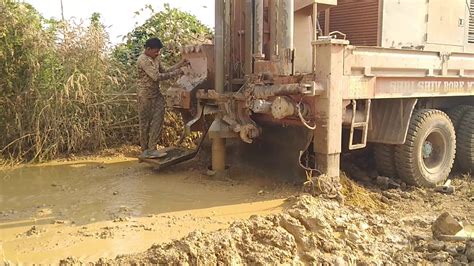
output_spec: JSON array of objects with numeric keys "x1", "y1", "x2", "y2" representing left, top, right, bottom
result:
[{"x1": 95, "y1": 195, "x2": 426, "y2": 265}]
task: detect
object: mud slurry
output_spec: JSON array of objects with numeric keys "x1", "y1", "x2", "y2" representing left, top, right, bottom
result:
[
  {"x1": 95, "y1": 195, "x2": 407, "y2": 264},
  {"x1": 1, "y1": 155, "x2": 473, "y2": 264},
  {"x1": 0, "y1": 157, "x2": 296, "y2": 264},
  {"x1": 96, "y1": 176, "x2": 474, "y2": 265}
]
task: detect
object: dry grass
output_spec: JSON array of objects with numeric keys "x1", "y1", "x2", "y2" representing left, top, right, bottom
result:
[
  {"x1": 340, "y1": 173, "x2": 387, "y2": 211},
  {"x1": 0, "y1": 2, "x2": 189, "y2": 164}
]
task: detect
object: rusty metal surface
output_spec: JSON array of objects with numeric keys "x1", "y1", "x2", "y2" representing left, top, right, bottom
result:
[
  {"x1": 215, "y1": 0, "x2": 225, "y2": 93},
  {"x1": 249, "y1": 99, "x2": 272, "y2": 114},
  {"x1": 225, "y1": 0, "x2": 232, "y2": 90},
  {"x1": 211, "y1": 137, "x2": 226, "y2": 171},
  {"x1": 254, "y1": 0, "x2": 264, "y2": 59},
  {"x1": 275, "y1": 0, "x2": 294, "y2": 76},
  {"x1": 271, "y1": 96, "x2": 297, "y2": 119},
  {"x1": 269, "y1": 0, "x2": 277, "y2": 60},
  {"x1": 181, "y1": 44, "x2": 215, "y2": 88},
  {"x1": 250, "y1": 83, "x2": 313, "y2": 99},
  {"x1": 165, "y1": 88, "x2": 192, "y2": 109},
  {"x1": 166, "y1": 44, "x2": 214, "y2": 110},
  {"x1": 294, "y1": 4, "x2": 314, "y2": 73},
  {"x1": 163, "y1": 0, "x2": 474, "y2": 180},
  {"x1": 230, "y1": 0, "x2": 245, "y2": 79},
  {"x1": 244, "y1": 0, "x2": 253, "y2": 75}
]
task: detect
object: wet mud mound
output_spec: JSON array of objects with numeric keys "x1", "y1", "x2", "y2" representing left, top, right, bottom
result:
[
  {"x1": 339, "y1": 174, "x2": 387, "y2": 211},
  {"x1": 96, "y1": 195, "x2": 419, "y2": 265}
]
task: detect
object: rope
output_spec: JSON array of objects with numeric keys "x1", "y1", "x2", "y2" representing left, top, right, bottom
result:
[{"x1": 296, "y1": 100, "x2": 316, "y2": 130}]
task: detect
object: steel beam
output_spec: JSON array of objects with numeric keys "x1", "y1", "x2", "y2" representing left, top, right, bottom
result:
[{"x1": 313, "y1": 39, "x2": 349, "y2": 178}]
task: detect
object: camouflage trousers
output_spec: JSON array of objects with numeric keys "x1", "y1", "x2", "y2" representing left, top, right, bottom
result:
[{"x1": 138, "y1": 94, "x2": 165, "y2": 151}]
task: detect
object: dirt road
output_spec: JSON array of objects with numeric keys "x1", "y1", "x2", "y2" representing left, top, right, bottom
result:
[{"x1": 0, "y1": 152, "x2": 473, "y2": 264}]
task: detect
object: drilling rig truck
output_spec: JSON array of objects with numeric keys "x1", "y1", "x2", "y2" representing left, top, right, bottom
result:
[{"x1": 141, "y1": 0, "x2": 474, "y2": 187}]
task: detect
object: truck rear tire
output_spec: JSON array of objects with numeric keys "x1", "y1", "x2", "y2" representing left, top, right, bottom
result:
[
  {"x1": 446, "y1": 105, "x2": 473, "y2": 170},
  {"x1": 457, "y1": 109, "x2": 474, "y2": 172},
  {"x1": 395, "y1": 109, "x2": 455, "y2": 187},
  {"x1": 446, "y1": 105, "x2": 472, "y2": 128},
  {"x1": 374, "y1": 144, "x2": 397, "y2": 178}
]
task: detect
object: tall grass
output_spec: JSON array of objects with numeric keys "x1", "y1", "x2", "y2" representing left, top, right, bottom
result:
[
  {"x1": 0, "y1": 1, "x2": 138, "y2": 163},
  {"x1": 0, "y1": 1, "x2": 209, "y2": 164}
]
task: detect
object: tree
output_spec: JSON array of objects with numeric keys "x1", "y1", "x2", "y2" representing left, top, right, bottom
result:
[{"x1": 114, "y1": 3, "x2": 212, "y2": 67}]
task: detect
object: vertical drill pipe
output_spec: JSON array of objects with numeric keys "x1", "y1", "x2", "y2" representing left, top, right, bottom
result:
[
  {"x1": 213, "y1": 0, "x2": 226, "y2": 172},
  {"x1": 215, "y1": 0, "x2": 225, "y2": 93},
  {"x1": 281, "y1": 0, "x2": 294, "y2": 51},
  {"x1": 324, "y1": 9, "x2": 330, "y2": 35},
  {"x1": 269, "y1": 0, "x2": 278, "y2": 59},
  {"x1": 277, "y1": 0, "x2": 294, "y2": 75},
  {"x1": 254, "y1": 0, "x2": 264, "y2": 59},
  {"x1": 225, "y1": 0, "x2": 232, "y2": 89},
  {"x1": 211, "y1": 138, "x2": 226, "y2": 171},
  {"x1": 312, "y1": 3, "x2": 318, "y2": 73},
  {"x1": 244, "y1": 0, "x2": 254, "y2": 74}
]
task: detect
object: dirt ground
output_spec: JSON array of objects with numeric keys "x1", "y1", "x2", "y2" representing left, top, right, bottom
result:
[{"x1": 0, "y1": 148, "x2": 473, "y2": 265}]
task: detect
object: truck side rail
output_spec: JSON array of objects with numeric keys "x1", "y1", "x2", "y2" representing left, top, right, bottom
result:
[{"x1": 343, "y1": 46, "x2": 474, "y2": 100}]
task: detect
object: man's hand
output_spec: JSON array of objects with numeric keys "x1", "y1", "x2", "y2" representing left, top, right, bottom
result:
[
  {"x1": 178, "y1": 59, "x2": 191, "y2": 68},
  {"x1": 175, "y1": 69, "x2": 185, "y2": 75}
]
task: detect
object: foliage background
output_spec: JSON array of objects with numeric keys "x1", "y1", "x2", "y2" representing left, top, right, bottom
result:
[{"x1": 0, "y1": 1, "x2": 212, "y2": 163}]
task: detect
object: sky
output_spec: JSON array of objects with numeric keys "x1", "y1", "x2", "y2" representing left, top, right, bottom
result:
[{"x1": 25, "y1": 0, "x2": 215, "y2": 44}]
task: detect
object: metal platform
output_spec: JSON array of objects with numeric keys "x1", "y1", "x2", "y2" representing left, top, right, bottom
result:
[
  {"x1": 138, "y1": 146, "x2": 199, "y2": 170},
  {"x1": 138, "y1": 106, "x2": 210, "y2": 170}
]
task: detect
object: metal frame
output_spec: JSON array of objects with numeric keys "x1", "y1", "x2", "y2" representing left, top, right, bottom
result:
[{"x1": 149, "y1": 0, "x2": 474, "y2": 180}]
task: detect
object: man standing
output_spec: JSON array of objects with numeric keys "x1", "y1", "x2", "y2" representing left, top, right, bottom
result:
[{"x1": 137, "y1": 38, "x2": 189, "y2": 159}]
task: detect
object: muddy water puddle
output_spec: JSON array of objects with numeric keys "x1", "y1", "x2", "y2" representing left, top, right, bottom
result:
[
  {"x1": 1, "y1": 160, "x2": 264, "y2": 224},
  {"x1": 0, "y1": 158, "x2": 293, "y2": 263}
]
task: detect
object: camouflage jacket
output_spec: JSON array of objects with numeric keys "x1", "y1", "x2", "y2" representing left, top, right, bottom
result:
[{"x1": 137, "y1": 53, "x2": 181, "y2": 98}]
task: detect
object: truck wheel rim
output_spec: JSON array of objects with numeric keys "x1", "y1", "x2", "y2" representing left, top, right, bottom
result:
[{"x1": 422, "y1": 129, "x2": 447, "y2": 174}]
